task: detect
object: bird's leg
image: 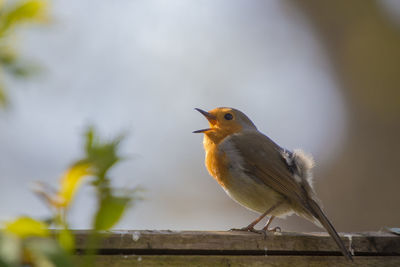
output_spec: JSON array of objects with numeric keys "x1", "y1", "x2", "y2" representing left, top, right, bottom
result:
[
  {"x1": 230, "y1": 209, "x2": 270, "y2": 233},
  {"x1": 230, "y1": 200, "x2": 283, "y2": 233},
  {"x1": 262, "y1": 216, "x2": 281, "y2": 232}
]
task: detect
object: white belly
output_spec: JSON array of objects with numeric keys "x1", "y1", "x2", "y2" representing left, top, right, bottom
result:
[{"x1": 223, "y1": 170, "x2": 293, "y2": 217}]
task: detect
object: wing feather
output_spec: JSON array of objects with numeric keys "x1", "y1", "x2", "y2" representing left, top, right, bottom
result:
[{"x1": 227, "y1": 131, "x2": 309, "y2": 208}]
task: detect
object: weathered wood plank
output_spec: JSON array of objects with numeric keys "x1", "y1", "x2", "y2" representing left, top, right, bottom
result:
[
  {"x1": 87, "y1": 255, "x2": 400, "y2": 267},
  {"x1": 73, "y1": 230, "x2": 400, "y2": 256}
]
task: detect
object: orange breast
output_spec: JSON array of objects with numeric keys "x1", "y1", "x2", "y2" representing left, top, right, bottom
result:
[{"x1": 204, "y1": 142, "x2": 231, "y2": 188}]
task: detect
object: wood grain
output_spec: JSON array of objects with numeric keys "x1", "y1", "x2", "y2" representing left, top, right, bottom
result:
[
  {"x1": 73, "y1": 230, "x2": 400, "y2": 256},
  {"x1": 87, "y1": 255, "x2": 400, "y2": 267}
]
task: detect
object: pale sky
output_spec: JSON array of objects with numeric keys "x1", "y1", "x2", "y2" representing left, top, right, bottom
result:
[{"x1": 0, "y1": 0, "x2": 347, "y2": 231}]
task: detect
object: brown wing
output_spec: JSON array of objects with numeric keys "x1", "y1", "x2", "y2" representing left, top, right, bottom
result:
[{"x1": 227, "y1": 131, "x2": 310, "y2": 208}]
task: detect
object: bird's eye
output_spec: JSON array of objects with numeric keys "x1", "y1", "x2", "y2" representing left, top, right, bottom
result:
[{"x1": 224, "y1": 113, "x2": 233, "y2": 120}]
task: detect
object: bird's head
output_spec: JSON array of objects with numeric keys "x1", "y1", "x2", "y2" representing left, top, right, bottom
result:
[{"x1": 193, "y1": 107, "x2": 257, "y2": 143}]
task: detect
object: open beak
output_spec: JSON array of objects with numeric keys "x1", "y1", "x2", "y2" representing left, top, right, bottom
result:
[{"x1": 193, "y1": 108, "x2": 217, "y2": 133}]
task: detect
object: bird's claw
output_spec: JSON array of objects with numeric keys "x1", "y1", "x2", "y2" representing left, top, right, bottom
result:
[
  {"x1": 229, "y1": 227, "x2": 265, "y2": 234},
  {"x1": 230, "y1": 225, "x2": 282, "y2": 238},
  {"x1": 229, "y1": 227, "x2": 249, "y2": 232}
]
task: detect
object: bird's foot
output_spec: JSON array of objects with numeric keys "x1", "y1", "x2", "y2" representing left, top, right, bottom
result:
[
  {"x1": 229, "y1": 226, "x2": 265, "y2": 234},
  {"x1": 229, "y1": 227, "x2": 248, "y2": 232}
]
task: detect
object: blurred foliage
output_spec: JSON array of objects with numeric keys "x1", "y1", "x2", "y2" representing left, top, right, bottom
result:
[
  {"x1": 0, "y1": 127, "x2": 139, "y2": 266},
  {"x1": 35, "y1": 163, "x2": 93, "y2": 209},
  {"x1": 0, "y1": 217, "x2": 72, "y2": 267},
  {"x1": 4, "y1": 217, "x2": 49, "y2": 239},
  {"x1": 0, "y1": 0, "x2": 48, "y2": 108}
]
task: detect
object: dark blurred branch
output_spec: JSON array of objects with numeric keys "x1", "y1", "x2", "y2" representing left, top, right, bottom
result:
[
  {"x1": 292, "y1": 0, "x2": 400, "y2": 119},
  {"x1": 291, "y1": 0, "x2": 400, "y2": 231}
]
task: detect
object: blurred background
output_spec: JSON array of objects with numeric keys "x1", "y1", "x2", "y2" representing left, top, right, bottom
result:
[{"x1": 0, "y1": 0, "x2": 399, "y2": 232}]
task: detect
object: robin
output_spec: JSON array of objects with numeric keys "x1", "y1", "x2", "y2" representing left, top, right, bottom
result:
[{"x1": 194, "y1": 107, "x2": 352, "y2": 261}]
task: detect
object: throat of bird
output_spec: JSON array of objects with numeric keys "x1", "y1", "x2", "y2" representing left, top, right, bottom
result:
[
  {"x1": 203, "y1": 136, "x2": 230, "y2": 188},
  {"x1": 203, "y1": 126, "x2": 241, "y2": 145}
]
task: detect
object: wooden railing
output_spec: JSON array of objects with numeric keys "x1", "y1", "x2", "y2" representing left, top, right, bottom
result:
[{"x1": 74, "y1": 230, "x2": 400, "y2": 266}]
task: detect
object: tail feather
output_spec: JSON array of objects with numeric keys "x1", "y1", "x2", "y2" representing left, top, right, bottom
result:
[{"x1": 307, "y1": 199, "x2": 353, "y2": 261}]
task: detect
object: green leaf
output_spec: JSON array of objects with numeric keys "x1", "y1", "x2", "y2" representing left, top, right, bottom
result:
[
  {"x1": 0, "y1": 86, "x2": 7, "y2": 108},
  {"x1": 67, "y1": 127, "x2": 125, "y2": 191},
  {"x1": 80, "y1": 127, "x2": 125, "y2": 189},
  {"x1": 58, "y1": 228, "x2": 75, "y2": 253},
  {"x1": 4, "y1": 216, "x2": 49, "y2": 238},
  {"x1": 6, "y1": 61, "x2": 41, "y2": 77},
  {"x1": 0, "y1": 46, "x2": 17, "y2": 66},
  {"x1": 53, "y1": 162, "x2": 92, "y2": 209},
  {"x1": 93, "y1": 196, "x2": 130, "y2": 231},
  {"x1": 25, "y1": 238, "x2": 74, "y2": 267},
  {"x1": 0, "y1": 232, "x2": 21, "y2": 267},
  {"x1": 1, "y1": 0, "x2": 48, "y2": 33}
]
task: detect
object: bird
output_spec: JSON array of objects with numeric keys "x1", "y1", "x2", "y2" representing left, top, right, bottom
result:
[{"x1": 193, "y1": 107, "x2": 352, "y2": 261}]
